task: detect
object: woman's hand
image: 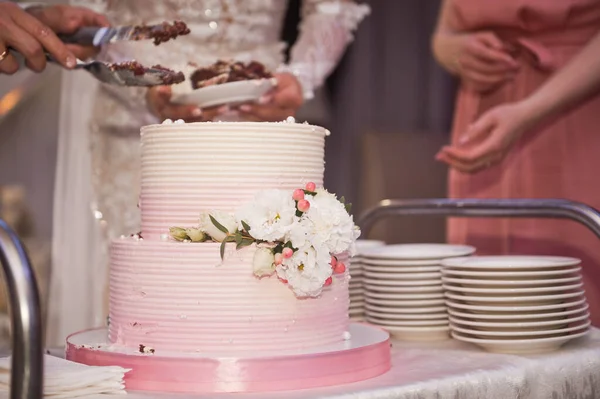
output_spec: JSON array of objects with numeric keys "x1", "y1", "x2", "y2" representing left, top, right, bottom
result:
[
  {"x1": 27, "y1": 5, "x2": 109, "y2": 60},
  {"x1": 432, "y1": 30, "x2": 519, "y2": 92},
  {"x1": 236, "y1": 73, "x2": 304, "y2": 121},
  {"x1": 146, "y1": 86, "x2": 226, "y2": 122},
  {"x1": 436, "y1": 101, "x2": 535, "y2": 173},
  {"x1": 0, "y1": 3, "x2": 108, "y2": 74}
]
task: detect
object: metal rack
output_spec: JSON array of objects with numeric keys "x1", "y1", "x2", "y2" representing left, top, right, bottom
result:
[
  {"x1": 0, "y1": 220, "x2": 43, "y2": 399},
  {"x1": 358, "y1": 198, "x2": 600, "y2": 240},
  {"x1": 1, "y1": 198, "x2": 600, "y2": 399}
]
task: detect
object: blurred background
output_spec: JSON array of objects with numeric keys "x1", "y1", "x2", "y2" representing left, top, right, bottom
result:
[{"x1": 0, "y1": 0, "x2": 455, "y2": 343}]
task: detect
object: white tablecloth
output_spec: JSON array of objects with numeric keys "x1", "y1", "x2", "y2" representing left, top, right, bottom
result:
[{"x1": 4, "y1": 329, "x2": 600, "y2": 399}]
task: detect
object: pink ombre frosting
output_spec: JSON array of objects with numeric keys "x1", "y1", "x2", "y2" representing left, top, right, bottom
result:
[
  {"x1": 109, "y1": 240, "x2": 349, "y2": 354},
  {"x1": 109, "y1": 121, "x2": 352, "y2": 354},
  {"x1": 139, "y1": 122, "x2": 327, "y2": 240}
]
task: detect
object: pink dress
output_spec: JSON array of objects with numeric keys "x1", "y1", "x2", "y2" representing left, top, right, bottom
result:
[{"x1": 447, "y1": 0, "x2": 600, "y2": 325}]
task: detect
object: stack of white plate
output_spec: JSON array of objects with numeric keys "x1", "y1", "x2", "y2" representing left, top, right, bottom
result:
[
  {"x1": 442, "y1": 255, "x2": 591, "y2": 354},
  {"x1": 361, "y1": 244, "x2": 476, "y2": 341},
  {"x1": 349, "y1": 240, "x2": 385, "y2": 321}
]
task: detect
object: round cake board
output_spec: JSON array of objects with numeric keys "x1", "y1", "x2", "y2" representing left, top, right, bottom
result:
[{"x1": 66, "y1": 322, "x2": 391, "y2": 394}]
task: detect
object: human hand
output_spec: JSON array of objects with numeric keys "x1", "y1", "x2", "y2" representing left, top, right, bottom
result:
[
  {"x1": 236, "y1": 73, "x2": 304, "y2": 122},
  {"x1": 435, "y1": 102, "x2": 534, "y2": 173},
  {"x1": 27, "y1": 4, "x2": 110, "y2": 60},
  {"x1": 146, "y1": 86, "x2": 227, "y2": 122},
  {"x1": 0, "y1": 3, "x2": 108, "y2": 74},
  {"x1": 433, "y1": 31, "x2": 519, "y2": 92}
]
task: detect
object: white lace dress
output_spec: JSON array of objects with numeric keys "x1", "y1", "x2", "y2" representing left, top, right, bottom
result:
[{"x1": 48, "y1": 0, "x2": 369, "y2": 346}]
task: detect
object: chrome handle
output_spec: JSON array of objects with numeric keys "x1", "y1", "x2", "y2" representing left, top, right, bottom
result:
[
  {"x1": 0, "y1": 219, "x2": 43, "y2": 399},
  {"x1": 358, "y1": 198, "x2": 600, "y2": 240}
]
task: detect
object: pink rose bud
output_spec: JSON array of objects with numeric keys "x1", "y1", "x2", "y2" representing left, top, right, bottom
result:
[
  {"x1": 274, "y1": 253, "x2": 283, "y2": 265},
  {"x1": 330, "y1": 256, "x2": 338, "y2": 268},
  {"x1": 334, "y1": 262, "x2": 346, "y2": 274},
  {"x1": 297, "y1": 199, "x2": 310, "y2": 213},
  {"x1": 324, "y1": 276, "x2": 333, "y2": 286},
  {"x1": 282, "y1": 247, "x2": 294, "y2": 259},
  {"x1": 305, "y1": 182, "x2": 316, "y2": 192},
  {"x1": 292, "y1": 189, "x2": 305, "y2": 201}
]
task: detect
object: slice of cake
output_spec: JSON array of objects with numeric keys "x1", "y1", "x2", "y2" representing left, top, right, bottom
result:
[
  {"x1": 189, "y1": 60, "x2": 274, "y2": 89},
  {"x1": 109, "y1": 120, "x2": 359, "y2": 355}
]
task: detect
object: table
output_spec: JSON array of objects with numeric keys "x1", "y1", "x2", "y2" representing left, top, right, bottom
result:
[{"x1": 5, "y1": 328, "x2": 597, "y2": 399}]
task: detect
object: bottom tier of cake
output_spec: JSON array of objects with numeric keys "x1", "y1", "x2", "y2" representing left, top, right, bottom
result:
[{"x1": 109, "y1": 237, "x2": 350, "y2": 355}]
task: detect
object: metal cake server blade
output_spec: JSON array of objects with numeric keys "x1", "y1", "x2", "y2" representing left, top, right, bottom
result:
[
  {"x1": 10, "y1": 50, "x2": 184, "y2": 87},
  {"x1": 59, "y1": 22, "x2": 189, "y2": 46}
]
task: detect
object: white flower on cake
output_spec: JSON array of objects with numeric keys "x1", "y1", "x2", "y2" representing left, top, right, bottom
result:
[
  {"x1": 168, "y1": 182, "x2": 359, "y2": 298},
  {"x1": 302, "y1": 189, "x2": 361, "y2": 256},
  {"x1": 252, "y1": 246, "x2": 276, "y2": 277},
  {"x1": 198, "y1": 211, "x2": 237, "y2": 242},
  {"x1": 277, "y1": 244, "x2": 333, "y2": 297},
  {"x1": 236, "y1": 189, "x2": 296, "y2": 241}
]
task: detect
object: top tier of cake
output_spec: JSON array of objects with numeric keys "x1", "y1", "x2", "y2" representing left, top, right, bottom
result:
[{"x1": 139, "y1": 121, "x2": 328, "y2": 240}]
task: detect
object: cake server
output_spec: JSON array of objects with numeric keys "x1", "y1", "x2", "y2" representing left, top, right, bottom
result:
[
  {"x1": 10, "y1": 50, "x2": 185, "y2": 87},
  {"x1": 59, "y1": 22, "x2": 188, "y2": 46}
]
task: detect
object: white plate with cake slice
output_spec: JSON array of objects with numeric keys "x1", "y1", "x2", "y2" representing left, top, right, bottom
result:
[{"x1": 172, "y1": 79, "x2": 276, "y2": 108}]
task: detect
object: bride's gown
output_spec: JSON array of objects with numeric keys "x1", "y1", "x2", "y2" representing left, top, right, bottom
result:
[{"x1": 49, "y1": 0, "x2": 369, "y2": 346}]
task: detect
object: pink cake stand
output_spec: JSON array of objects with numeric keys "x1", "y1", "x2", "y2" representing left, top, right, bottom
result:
[{"x1": 66, "y1": 322, "x2": 391, "y2": 394}]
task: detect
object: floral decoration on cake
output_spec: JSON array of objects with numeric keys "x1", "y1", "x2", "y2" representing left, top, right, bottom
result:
[{"x1": 169, "y1": 183, "x2": 360, "y2": 297}]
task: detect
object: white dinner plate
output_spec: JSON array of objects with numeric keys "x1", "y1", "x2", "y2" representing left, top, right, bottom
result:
[
  {"x1": 440, "y1": 275, "x2": 582, "y2": 287},
  {"x1": 450, "y1": 320, "x2": 591, "y2": 338},
  {"x1": 362, "y1": 259, "x2": 444, "y2": 267},
  {"x1": 442, "y1": 266, "x2": 581, "y2": 281},
  {"x1": 365, "y1": 297, "x2": 446, "y2": 307},
  {"x1": 366, "y1": 285, "x2": 444, "y2": 294},
  {"x1": 364, "y1": 271, "x2": 442, "y2": 280},
  {"x1": 441, "y1": 255, "x2": 580, "y2": 270},
  {"x1": 362, "y1": 244, "x2": 475, "y2": 260},
  {"x1": 363, "y1": 265, "x2": 441, "y2": 273},
  {"x1": 445, "y1": 290, "x2": 584, "y2": 304},
  {"x1": 445, "y1": 296, "x2": 587, "y2": 313},
  {"x1": 374, "y1": 325, "x2": 451, "y2": 341},
  {"x1": 171, "y1": 78, "x2": 275, "y2": 108},
  {"x1": 364, "y1": 278, "x2": 441, "y2": 287},
  {"x1": 365, "y1": 304, "x2": 446, "y2": 314},
  {"x1": 364, "y1": 291, "x2": 445, "y2": 300},
  {"x1": 448, "y1": 312, "x2": 589, "y2": 329},
  {"x1": 451, "y1": 329, "x2": 589, "y2": 354},
  {"x1": 441, "y1": 282, "x2": 584, "y2": 295},
  {"x1": 441, "y1": 266, "x2": 582, "y2": 279},
  {"x1": 367, "y1": 310, "x2": 448, "y2": 321},
  {"x1": 447, "y1": 303, "x2": 589, "y2": 320},
  {"x1": 367, "y1": 316, "x2": 448, "y2": 327}
]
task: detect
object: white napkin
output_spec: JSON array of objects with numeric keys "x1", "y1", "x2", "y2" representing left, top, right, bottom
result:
[{"x1": 0, "y1": 355, "x2": 130, "y2": 398}]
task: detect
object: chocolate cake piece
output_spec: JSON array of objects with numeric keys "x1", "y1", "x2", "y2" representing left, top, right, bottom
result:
[
  {"x1": 108, "y1": 62, "x2": 185, "y2": 85},
  {"x1": 190, "y1": 60, "x2": 274, "y2": 89},
  {"x1": 131, "y1": 20, "x2": 191, "y2": 46}
]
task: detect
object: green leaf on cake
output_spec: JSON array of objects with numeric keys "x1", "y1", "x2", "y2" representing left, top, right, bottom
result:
[
  {"x1": 219, "y1": 240, "x2": 227, "y2": 260},
  {"x1": 235, "y1": 231, "x2": 243, "y2": 245},
  {"x1": 210, "y1": 215, "x2": 230, "y2": 234},
  {"x1": 236, "y1": 238, "x2": 254, "y2": 250},
  {"x1": 241, "y1": 220, "x2": 252, "y2": 233}
]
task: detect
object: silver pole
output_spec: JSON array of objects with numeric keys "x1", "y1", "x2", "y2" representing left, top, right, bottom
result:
[
  {"x1": 0, "y1": 219, "x2": 43, "y2": 399},
  {"x1": 358, "y1": 198, "x2": 600, "y2": 239}
]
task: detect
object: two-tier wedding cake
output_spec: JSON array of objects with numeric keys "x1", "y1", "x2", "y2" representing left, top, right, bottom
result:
[{"x1": 67, "y1": 120, "x2": 391, "y2": 393}]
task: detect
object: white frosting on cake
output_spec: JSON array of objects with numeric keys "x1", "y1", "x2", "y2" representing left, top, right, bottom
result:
[
  {"x1": 110, "y1": 240, "x2": 349, "y2": 354},
  {"x1": 139, "y1": 122, "x2": 327, "y2": 240},
  {"x1": 109, "y1": 122, "x2": 350, "y2": 354}
]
